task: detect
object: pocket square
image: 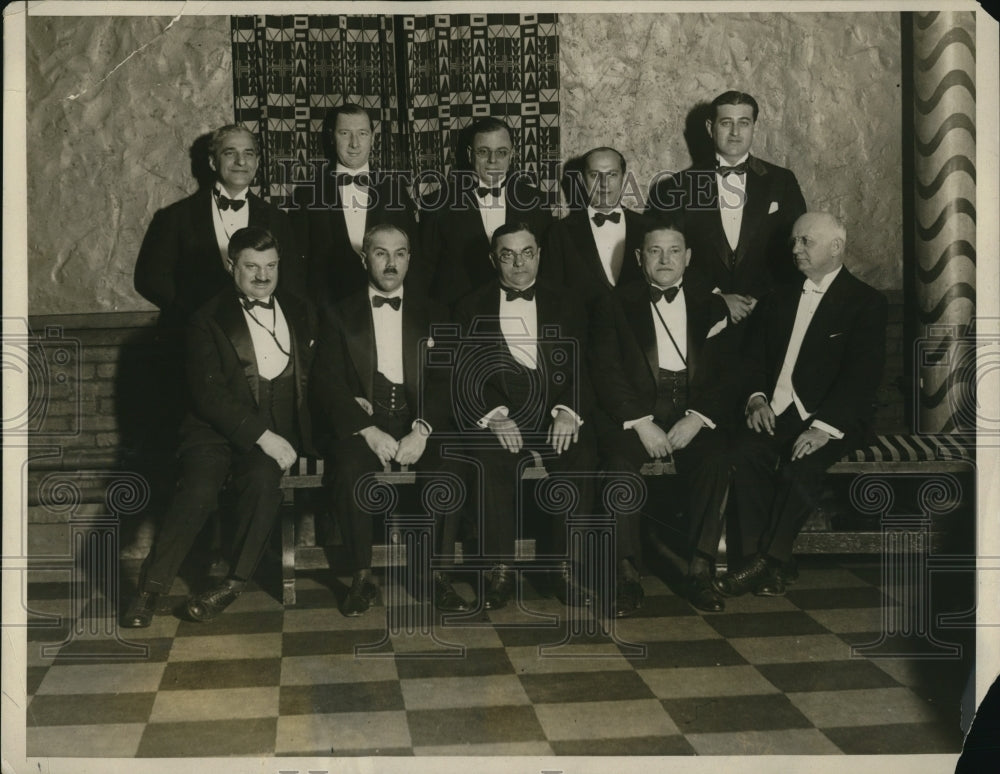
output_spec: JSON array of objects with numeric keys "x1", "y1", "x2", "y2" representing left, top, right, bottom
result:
[
  {"x1": 768, "y1": 201, "x2": 779, "y2": 214},
  {"x1": 828, "y1": 332, "x2": 845, "y2": 338}
]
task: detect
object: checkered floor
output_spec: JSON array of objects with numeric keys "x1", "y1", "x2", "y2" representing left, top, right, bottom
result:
[{"x1": 24, "y1": 556, "x2": 972, "y2": 757}]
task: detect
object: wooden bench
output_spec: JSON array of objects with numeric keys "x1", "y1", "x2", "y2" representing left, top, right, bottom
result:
[{"x1": 278, "y1": 433, "x2": 975, "y2": 605}]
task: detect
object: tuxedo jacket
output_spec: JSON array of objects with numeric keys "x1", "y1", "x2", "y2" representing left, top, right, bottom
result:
[
  {"x1": 453, "y1": 279, "x2": 590, "y2": 433},
  {"x1": 541, "y1": 208, "x2": 647, "y2": 308},
  {"x1": 589, "y1": 280, "x2": 732, "y2": 431},
  {"x1": 647, "y1": 156, "x2": 806, "y2": 299},
  {"x1": 309, "y1": 289, "x2": 450, "y2": 454},
  {"x1": 134, "y1": 188, "x2": 304, "y2": 323},
  {"x1": 295, "y1": 170, "x2": 420, "y2": 306},
  {"x1": 744, "y1": 266, "x2": 888, "y2": 440},
  {"x1": 416, "y1": 172, "x2": 552, "y2": 305},
  {"x1": 179, "y1": 285, "x2": 317, "y2": 455}
]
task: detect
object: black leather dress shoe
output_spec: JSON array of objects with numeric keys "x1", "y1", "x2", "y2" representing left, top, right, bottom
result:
[
  {"x1": 433, "y1": 572, "x2": 469, "y2": 613},
  {"x1": 121, "y1": 590, "x2": 159, "y2": 628},
  {"x1": 341, "y1": 571, "x2": 379, "y2": 617},
  {"x1": 483, "y1": 566, "x2": 513, "y2": 610},
  {"x1": 714, "y1": 555, "x2": 785, "y2": 598},
  {"x1": 614, "y1": 577, "x2": 645, "y2": 618},
  {"x1": 552, "y1": 562, "x2": 593, "y2": 607},
  {"x1": 187, "y1": 581, "x2": 241, "y2": 622},
  {"x1": 686, "y1": 574, "x2": 725, "y2": 612}
]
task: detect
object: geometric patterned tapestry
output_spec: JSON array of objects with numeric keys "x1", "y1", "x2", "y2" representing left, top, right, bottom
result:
[
  {"x1": 230, "y1": 14, "x2": 560, "y2": 202},
  {"x1": 401, "y1": 13, "x2": 561, "y2": 195},
  {"x1": 230, "y1": 15, "x2": 404, "y2": 203}
]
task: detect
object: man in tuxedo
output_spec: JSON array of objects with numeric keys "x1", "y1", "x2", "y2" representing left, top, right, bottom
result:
[
  {"x1": 542, "y1": 147, "x2": 646, "y2": 311},
  {"x1": 310, "y1": 223, "x2": 466, "y2": 616},
  {"x1": 453, "y1": 222, "x2": 597, "y2": 610},
  {"x1": 134, "y1": 124, "x2": 303, "y2": 323},
  {"x1": 590, "y1": 218, "x2": 734, "y2": 615},
  {"x1": 646, "y1": 91, "x2": 806, "y2": 327},
  {"x1": 297, "y1": 103, "x2": 419, "y2": 306},
  {"x1": 122, "y1": 227, "x2": 316, "y2": 627},
  {"x1": 417, "y1": 117, "x2": 552, "y2": 305},
  {"x1": 715, "y1": 212, "x2": 887, "y2": 597}
]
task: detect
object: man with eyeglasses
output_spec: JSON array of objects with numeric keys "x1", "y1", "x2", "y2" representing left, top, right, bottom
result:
[
  {"x1": 310, "y1": 223, "x2": 465, "y2": 615},
  {"x1": 452, "y1": 222, "x2": 596, "y2": 610},
  {"x1": 416, "y1": 117, "x2": 552, "y2": 305},
  {"x1": 295, "y1": 103, "x2": 419, "y2": 306},
  {"x1": 714, "y1": 212, "x2": 887, "y2": 600},
  {"x1": 646, "y1": 91, "x2": 806, "y2": 330},
  {"x1": 542, "y1": 146, "x2": 646, "y2": 312}
]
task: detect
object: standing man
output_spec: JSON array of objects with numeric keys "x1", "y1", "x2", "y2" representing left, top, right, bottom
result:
[
  {"x1": 542, "y1": 147, "x2": 646, "y2": 312},
  {"x1": 647, "y1": 91, "x2": 806, "y2": 327},
  {"x1": 122, "y1": 227, "x2": 316, "y2": 627},
  {"x1": 590, "y1": 218, "x2": 734, "y2": 616},
  {"x1": 135, "y1": 124, "x2": 304, "y2": 322},
  {"x1": 417, "y1": 117, "x2": 551, "y2": 305},
  {"x1": 453, "y1": 222, "x2": 596, "y2": 610},
  {"x1": 715, "y1": 212, "x2": 887, "y2": 598},
  {"x1": 310, "y1": 224, "x2": 465, "y2": 616},
  {"x1": 297, "y1": 103, "x2": 419, "y2": 306}
]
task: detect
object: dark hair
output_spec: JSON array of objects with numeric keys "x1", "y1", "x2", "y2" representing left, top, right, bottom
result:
[
  {"x1": 710, "y1": 90, "x2": 759, "y2": 121},
  {"x1": 321, "y1": 102, "x2": 375, "y2": 159},
  {"x1": 209, "y1": 125, "x2": 258, "y2": 158},
  {"x1": 362, "y1": 222, "x2": 410, "y2": 255},
  {"x1": 467, "y1": 116, "x2": 514, "y2": 147},
  {"x1": 639, "y1": 213, "x2": 686, "y2": 246},
  {"x1": 490, "y1": 221, "x2": 537, "y2": 254},
  {"x1": 228, "y1": 226, "x2": 279, "y2": 262},
  {"x1": 582, "y1": 146, "x2": 627, "y2": 175}
]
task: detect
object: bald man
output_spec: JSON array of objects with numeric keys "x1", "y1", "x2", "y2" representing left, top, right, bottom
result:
[{"x1": 715, "y1": 212, "x2": 887, "y2": 598}]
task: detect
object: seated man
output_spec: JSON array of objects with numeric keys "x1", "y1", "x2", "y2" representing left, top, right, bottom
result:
[
  {"x1": 310, "y1": 223, "x2": 464, "y2": 616},
  {"x1": 122, "y1": 227, "x2": 315, "y2": 627},
  {"x1": 453, "y1": 221, "x2": 597, "y2": 610},
  {"x1": 715, "y1": 212, "x2": 887, "y2": 597},
  {"x1": 590, "y1": 218, "x2": 734, "y2": 615}
]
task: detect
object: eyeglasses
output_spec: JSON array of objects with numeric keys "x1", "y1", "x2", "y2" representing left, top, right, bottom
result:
[
  {"x1": 474, "y1": 148, "x2": 512, "y2": 161},
  {"x1": 496, "y1": 247, "x2": 537, "y2": 264}
]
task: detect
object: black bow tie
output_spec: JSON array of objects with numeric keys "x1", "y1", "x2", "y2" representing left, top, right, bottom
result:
[
  {"x1": 502, "y1": 285, "x2": 535, "y2": 302},
  {"x1": 592, "y1": 210, "x2": 622, "y2": 227},
  {"x1": 717, "y1": 162, "x2": 747, "y2": 176},
  {"x1": 337, "y1": 172, "x2": 371, "y2": 188},
  {"x1": 372, "y1": 295, "x2": 402, "y2": 311},
  {"x1": 477, "y1": 185, "x2": 502, "y2": 198},
  {"x1": 649, "y1": 284, "x2": 681, "y2": 304},
  {"x1": 216, "y1": 193, "x2": 246, "y2": 211},
  {"x1": 242, "y1": 296, "x2": 273, "y2": 311}
]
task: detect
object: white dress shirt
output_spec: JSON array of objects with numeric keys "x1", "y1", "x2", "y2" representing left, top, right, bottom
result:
[
  {"x1": 762, "y1": 266, "x2": 844, "y2": 438},
  {"x1": 241, "y1": 296, "x2": 290, "y2": 380},
  {"x1": 586, "y1": 206, "x2": 627, "y2": 285},
  {"x1": 212, "y1": 183, "x2": 250, "y2": 266},
  {"x1": 477, "y1": 177, "x2": 506, "y2": 241},
  {"x1": 337, "y1": 163, "x2": 371, "y2": 256},
  {"x1": 715, "y1": 152, "x2": 748, "y2": 251},
  {"x1": 368, "y1": 286, "x2": 404, "y2": 385}
]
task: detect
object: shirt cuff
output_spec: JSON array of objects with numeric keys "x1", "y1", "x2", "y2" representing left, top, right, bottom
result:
[
  {"x1": 411, "y1": 419, "x2": 432, "y2": 436},
  {"x1": 685, "y1": 409, "x2": 715, "y2": 430},
  {"x1": 810, "y1": 419, "x2": 844, "y2": 439},
  {"x1": 477, "y1": 406, "x2": 509, "y2": 429},
  {"x1": 551, "y1": 405, "x2": 583, "y2": 426},
  {"x1": 624, "y1": 414, "x2": 654, "y2": 431},
  {"x1": 745, "y1": 392, "x2": 768, "y2": 414}
]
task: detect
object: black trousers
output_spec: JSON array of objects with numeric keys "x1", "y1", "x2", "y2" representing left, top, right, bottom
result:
[
  {"x1": 463, "y1": 424, "x2": 597, "y2": 561},
  {"x1": 731, "y1": 408, "x2": 848, "y2": 563},
  {"x1": 601, "y1": 423, "x2": 731, "y2": 566},
  {"x1": 324, "y1": 410, "x2": 463, "y2": 572},
  {"x1": 139, "y1": 443, "x2": 285, "y2": 592}
]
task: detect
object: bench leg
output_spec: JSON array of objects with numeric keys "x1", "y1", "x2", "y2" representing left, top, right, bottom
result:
[{"x1": 281, "y1": 499, "x2": 296, "y2": 606}]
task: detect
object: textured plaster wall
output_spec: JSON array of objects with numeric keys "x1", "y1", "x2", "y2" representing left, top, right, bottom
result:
[
  {"x1": 27, "y1": 15, "x2": 232, "y2": 315},
  {"x1": 559, "y1": 12, "x2": 903, "y2": 290}
]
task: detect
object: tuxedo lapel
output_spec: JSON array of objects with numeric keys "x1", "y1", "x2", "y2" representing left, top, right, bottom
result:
[
  {"x1": 801, "y1": 269, "x2": 851, "y2": 354},
  {"x1": 700, "y1": 173, "x2": 735, "y2": 272},
  {"x1": 734, "y1": 157, "x2": 770, "y2": 266},
  {"x1": 214, "y1": 289, "x2": 260, "y2": 405},
  {"x1": 342, "y1": 293, "x2": 376, "y2": 402},
  {"x1": 277, "y1": 292, "x2": 308, "y2": 407},
  {"x1": 190, "y1": 189, "x2": 221, "y2": 265},
  {"x1": 401, "y1": 296, "x2": 424, "y2": 406},
  {"x1": 623, "y1": 285, "x2": 658, "y2": 383},
  {"x1": 567, "y1": 210, "x2": 614, "y2": 290}
]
